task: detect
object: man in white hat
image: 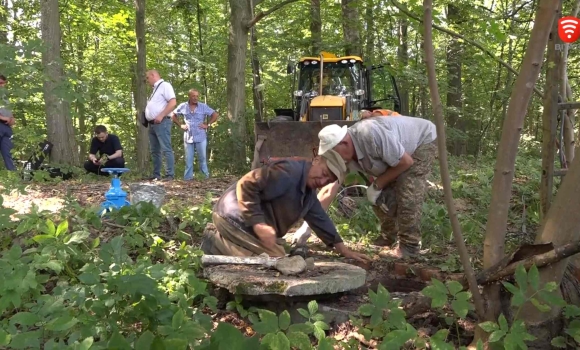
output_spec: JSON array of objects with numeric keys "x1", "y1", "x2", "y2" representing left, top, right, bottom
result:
[
  {"x1": 201, "y1": 150, "x2": 372, "y2": 263},
  {"x1": 293, "y1": 115, "x2": 437, "y2": 259}
]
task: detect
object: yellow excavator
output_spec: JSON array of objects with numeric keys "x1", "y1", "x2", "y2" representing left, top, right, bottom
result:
[{"x1": 251, "y1": 52, "x2": 402, "y2": 169}]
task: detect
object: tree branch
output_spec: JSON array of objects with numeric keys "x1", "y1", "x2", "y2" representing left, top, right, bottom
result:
[
  {"x1": 246, "y1": 0, "x2": 301, "y2": 29},
  {"x1": 422, "y1": 0, "x2": 486, "y2": 321},
  {"x1": 391, "y1": 0, "x2": 544, "y2": 99}
]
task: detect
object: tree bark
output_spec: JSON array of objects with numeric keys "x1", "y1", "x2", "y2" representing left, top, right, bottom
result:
[
  {"x1": 227, "y1": 0, "x2": 253, "y2": 169},
  {"x1": 398, "y1": 17, "x2": 409, "y2": 115},
  {"x1": 249, "y1": 0, "x2": 264, "y2": 123},
  {"x1": 480, "y1": 0, "x2": 559, "y2": 331},
  {"x1": 134, "y1": 0, "x2": 149, "y2": 174},
  {"x1": 310, "y1": 0, "x2": 321, "y2": 55},
  {"x1": 422, "y1": 0, "x2": 486, "y2": 321},
  {"x1": 561, "y1": 0, "x2": 580, "y2": 166},
  {"x1": 341, "y1": 0, "x2": 361, "y2": 56},
  {"x1": 446, "y1": 4, "x2": 465, "y2": 156},
  {"x1": 0, "y1": 0, "x2": 7, "y2": 44},
  {"x1": 40, "y1": 0, "x2": 80, "y2": 166},
  {"x1": 227, "y1": 0, "x2": 299, "y2": 168},
  {"x1": 539, "y1": 14, "x2": 560, "y2": 221},
  {"x1": 509, "y1": 140, "x2": 580, "y2": 343},
  {"x1": 364, "y1": 0, "x2": 374, "y2": 61}
]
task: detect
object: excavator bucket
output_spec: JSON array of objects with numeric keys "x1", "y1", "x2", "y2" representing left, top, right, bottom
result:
[{"x1": 251, "y1": 120, "x2": 357, "y2": 169}]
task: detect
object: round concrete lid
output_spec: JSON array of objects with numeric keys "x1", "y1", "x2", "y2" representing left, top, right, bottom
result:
[{"x1": 203, "y1": 261, "x2": 367, "y2": 297}]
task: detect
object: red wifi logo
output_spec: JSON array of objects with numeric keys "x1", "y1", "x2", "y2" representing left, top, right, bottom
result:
[{"x1": 559, "y1": 16, "x2": 580, "y2": 43}]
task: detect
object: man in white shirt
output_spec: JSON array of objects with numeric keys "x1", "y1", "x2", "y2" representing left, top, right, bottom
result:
[{"x1": 145, "y1": 70, "x2": 176, "y2": 181}]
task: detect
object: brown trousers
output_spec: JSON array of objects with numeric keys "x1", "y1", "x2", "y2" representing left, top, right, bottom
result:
[{"x1": 200, "y1": 212, "x2": 286, "y2": 257}]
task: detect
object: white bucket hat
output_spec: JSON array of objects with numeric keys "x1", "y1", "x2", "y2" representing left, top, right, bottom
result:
[
  {"x1": 318, "y1": 124, "x2": 348, "y2": 155},
  {"x1": 320, "y1": 149, "x2": 347, "y2": 184}
]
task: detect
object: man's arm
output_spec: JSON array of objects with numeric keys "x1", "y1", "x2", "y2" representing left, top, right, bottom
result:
[
  {"x1": 170, "y1": 103, "x2": 183, "y2": 126},
  {"x1": 208, "y1": 111, "x2": 218, "y2": 125},
  {"x1": 154, "y1": 83, "x2": 177, "y2": 123},
  {"x1": 88, "y1": 138, "x2": 99, "y2": 162},
  {"x1": 303, "y1": 199, "x2": 343, "y2": 247},
  {"x1": 304, "y1": 199, "x2": 372, "y2": 263},
  {"x1": 236, "y1": 162, "x2": 293, "y2": 249},
  {"x1": 107, "y1": 136, "x2": 123, "y2": 160},
  {"x1": 370, "y1": 130, "x2": 413, "y2": 190},
  {"x1": 373, "y1": 153, "x2": 413, "y2": 189}
]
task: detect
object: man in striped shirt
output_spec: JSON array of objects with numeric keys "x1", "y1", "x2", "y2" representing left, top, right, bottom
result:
[{"x1": 171, "y1": 89, "x2": 218, "y2": 180}]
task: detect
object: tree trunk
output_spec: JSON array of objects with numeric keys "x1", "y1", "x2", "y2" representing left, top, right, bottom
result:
[
  {"x1": 480, "y1": 0, "x2": 559, "y2": 333},
  {"x1": 134, "y1": 0, "x2": 149, "y2": 174},
  {"x1": 561, "y1": 0, "x2": 580, "y2": 166},
  {"x1": 341, "y1": 0, "x2": 361, "y2": 56},
  {"x1": 310, "y1": 0, "x2": 321, "y2": 55},
  {"x1": 76, "y1": 38, "x2": 88, "y2": 159},
  {"x1": 40, "y1": 0, "x2": 80, "y2": 166},
  {"x1": 398, "y1": 17, "x2": 409, "y2": 115},
  {"x1": 227, "y1": 0, "x2": 252, "y2": 170},
  {"x1": 422, "y1": 0, "x2": 486, "y2": 321},
  {"x1": 364, "y1": 0, "x2": 374, "y2": 61},
  {"x1": 249, "y1": 20, "x2": 264, "y2": 122},
  {"x1": 446, "y1": 4, "x2": 465, "y2": 156},
  {"x1": 196, "y1": 0, "x2": 209, "y2": 99},
  {"x1": 0, "y1": 0, "x2": 7, "y2": 44},
  {"x1": 513, "y1": 142, "x2": 580, "y2": 346},
  {"x1": 539, "y1": 13, "x2": 560, "y2": 221}
]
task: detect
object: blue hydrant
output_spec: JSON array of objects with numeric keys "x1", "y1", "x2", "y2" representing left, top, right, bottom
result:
[{"x1": 99, "y1": 168, "x2": 131, "y2": 215}]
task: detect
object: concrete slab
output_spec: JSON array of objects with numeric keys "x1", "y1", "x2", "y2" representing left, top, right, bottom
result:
[{"x1": 203, "y1": 261, "x2": 366, "y2": 297}]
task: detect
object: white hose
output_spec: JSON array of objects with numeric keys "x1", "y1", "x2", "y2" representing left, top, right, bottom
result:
[{"x1": 336, "y1": 184, "x2": 368, "y2": 198}]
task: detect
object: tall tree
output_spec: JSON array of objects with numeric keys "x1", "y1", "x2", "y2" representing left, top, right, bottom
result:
[
  {"x1": 341, "y1": 0, "x2": 361, "y2": 56},
  {"x1": 310, "y1": 0, "x2": 321, "y2": 55},
  {"x1": 134, "y1": 0, "x2": 149, "y2": 173},
  {"x1": 397, "y1": 17, "x2": 409, "y2": 114},
  {"x1": 0, "y1": 0, "x2": 7, "y2": 44},
  {"x1": 446, "y1": 4, "x2": 465, "y2": 155},
  {"x1": 480, "y1": 0, "x2": 559, "y2": 335},
  {"x1": 226, "y1": 0, "x2": 299, "y2": 168},
  {"x1": 40, "y1": 0, "x2": 80, "y2": 165}
]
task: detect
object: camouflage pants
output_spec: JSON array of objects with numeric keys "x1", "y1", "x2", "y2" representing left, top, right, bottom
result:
[{"x1": 372, "y1": 141, "x2": 437, "y2": 252}]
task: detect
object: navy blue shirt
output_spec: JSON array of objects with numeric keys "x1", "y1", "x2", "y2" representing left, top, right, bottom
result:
[{"x1": 214, "y1": 159, "x2": 343, "y2": 247}]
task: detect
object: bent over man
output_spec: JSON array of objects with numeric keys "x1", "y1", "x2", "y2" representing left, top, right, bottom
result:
[
  {"x1": 84, "y1": 125, "x2": 125, "y2": 176},
  {"x1": 293, "y1": 115, "x2": 437, "y2": 259},
  {"x1": 201, "y1": 150, "x2": 371, "y2": 263}
]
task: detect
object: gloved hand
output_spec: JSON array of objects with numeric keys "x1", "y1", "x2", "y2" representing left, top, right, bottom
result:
[{"x1": 366, "y1": 182, "x2": 382, "y2": 205}]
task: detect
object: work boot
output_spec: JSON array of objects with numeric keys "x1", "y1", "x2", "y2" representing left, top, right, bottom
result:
[{"x1": 378, "y1": 242, "x2": 420, "y2": 259}]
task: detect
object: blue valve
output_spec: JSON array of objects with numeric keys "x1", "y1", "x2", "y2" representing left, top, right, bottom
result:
[{"x1": 99, "y1": 168, "x2": 131, "y2": 216}]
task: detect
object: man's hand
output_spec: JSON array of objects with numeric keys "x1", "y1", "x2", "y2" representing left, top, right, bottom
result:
[
  {"x1": 181, "y1": 124, "x2": 189, "y2": 131},
  {"x1": 154, "y1": 115, "x2": 164, "y2": 124},
  {"x1": 199, "y1": 123, "x2": 208, "y2": 129},
  {"x1": 253, "y1": 223, "x2": 278, "y2": 250},
  {"x1": 92, "y1": 159, "x2": 101, "y2": 165},
  {"x1": 7, "y1": 117, "x2": 15, "y2": 127},
  {"x1": 366, "y1": 183, "x2": 381, "y2": 205},
  {"x1": 335, "y1": 243, "x2": 372, "y2": 264}
]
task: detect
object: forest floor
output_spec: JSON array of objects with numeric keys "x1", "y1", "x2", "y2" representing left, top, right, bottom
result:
[{"x1": 0, "y1": 174, "x2": 494, "y2": 347}]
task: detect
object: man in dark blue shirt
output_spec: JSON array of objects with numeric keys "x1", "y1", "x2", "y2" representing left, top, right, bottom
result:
[
  {"x1": 201, "y1": 150, "x2": 371, "y2": 263},
  {"x1": 83, "y1": 125, "x2": 125, "y2": 176}
]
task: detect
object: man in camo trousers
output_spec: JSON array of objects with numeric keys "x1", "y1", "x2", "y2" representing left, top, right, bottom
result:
[{"x1": 292, "y1": 115, "x2": 437, "y2": 259}]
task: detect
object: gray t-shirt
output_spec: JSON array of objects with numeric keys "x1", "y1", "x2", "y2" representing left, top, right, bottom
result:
[{"x1": 347, "y1": 116, "x2": 436, "y2": 176}]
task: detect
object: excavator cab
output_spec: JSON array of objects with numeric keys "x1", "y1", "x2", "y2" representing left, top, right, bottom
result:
[{"x1": 252, "y1": 52, "x2": 401, "y2": 169}]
